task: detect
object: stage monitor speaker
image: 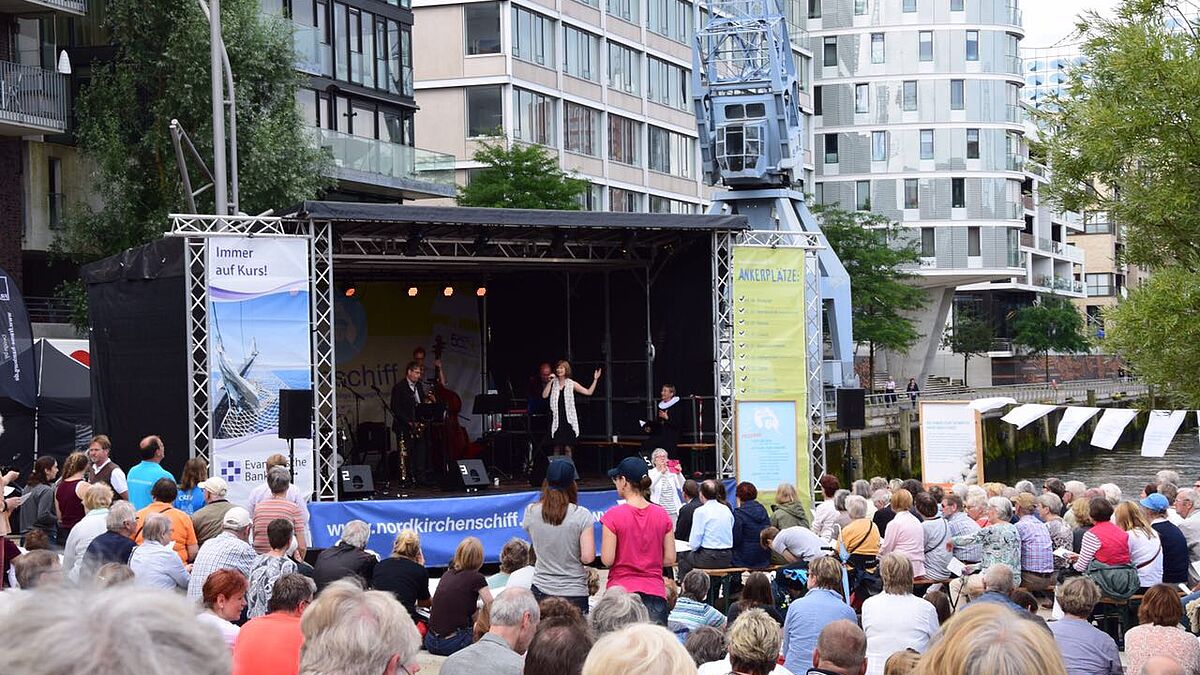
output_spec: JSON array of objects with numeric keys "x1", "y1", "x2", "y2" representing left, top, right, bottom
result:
[
  {"x1": 444, "y1": 459, "x2": 490, "y2": 492},
  {"x1": 836, "y1": 388, "x2": 866, "y2": 431},
  {"x1": 339, "y1": 465, "x2": 375, "y2": 499},
  {"x1": 278, "y1": 389, "x2": 314, "y2": 439}
]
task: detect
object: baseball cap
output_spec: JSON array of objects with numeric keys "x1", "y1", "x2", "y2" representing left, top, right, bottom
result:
[
  {"x1": 607, "y1": 456, "x2": 649, "y2": 483},
  {"x1": 199, "y1": 476, "x2": 229, "y2": 497},
  {"x1": 546, "y1": 458, "x2": 578, "y2": 489},
  {"x1": 222, "y1": 506, "x2": 251, "y2": 529},
  {"x1": 1140, "y1": 493, "x2": 1170, "y2": 512}
]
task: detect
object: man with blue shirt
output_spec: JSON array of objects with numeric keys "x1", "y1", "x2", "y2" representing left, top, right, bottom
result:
[
  {"x1": 127, "y1": 435, "x2": 175, "y2": 510},
  {"x1": 679, "y1": 479, "x2": 734, "y2": 578},
  {"x1": 781, "y1": 556, "x2": 857, "y2": 674}
]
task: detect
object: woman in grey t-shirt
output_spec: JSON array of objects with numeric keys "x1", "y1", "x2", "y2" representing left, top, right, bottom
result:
[{"x1": 522, "y1": 459, "x2": 596, "y2": 615}]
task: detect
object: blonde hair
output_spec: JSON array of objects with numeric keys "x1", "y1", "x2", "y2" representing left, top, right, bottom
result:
[
  {"x1": 914, "y1": 603, "x2": 1067, "y2": 675},
  {"x1": 775, "y1": 483, "x2": 798, "y2": 505},
  {"x1": 891, "y1": 488, "x2": 914, "y2": 512},
  {"x1": 984, "y1": 483, "x2": 1005, "y2": 498},
  {"x1": 83, "y1": 482, "x2": 115, "y2": 511},
  {"x1": 885, "y1": 650, "x2": 921, "y2": 675},
  {"x1": 880, "y1": 552, "x2": 915, "y2": 595},
  {"x1": 727, "y1": 608, "x2": 782, "y2": 669},
  {"x1": 391, "y1": 530, "x2": 422, "y2": 560},
  {"x1": 1115, "y1": 501, "x2": 1154, "y2": 537},
  {"x1": 1070, "y1": 498, "x2": 1093, "y2": 527},
  {"x1": 582, "y1": 624, "x2": 695, "y2": 675},
  {"x1": 450, "y1": 537, "x2": 484, "y2": 572},
  {"x1": 62, "y1": 451, "x2": 89, "y2": 478},
  {"x1": 809, "y1": 556, "x2": 845, "y2": 592}
]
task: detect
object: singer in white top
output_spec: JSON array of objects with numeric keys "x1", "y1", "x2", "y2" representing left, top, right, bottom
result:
[
  {"x1": 648, "y1": 448, "x2": 685, "y2": 525},
  {"x1": 542, "y1": 360, "x2": 601, "y2": 458}
]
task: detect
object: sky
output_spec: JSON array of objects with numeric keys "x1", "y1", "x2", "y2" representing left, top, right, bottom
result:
[{"x1": 1022, "y1": 0, "x2": 1120, "y2": 49}]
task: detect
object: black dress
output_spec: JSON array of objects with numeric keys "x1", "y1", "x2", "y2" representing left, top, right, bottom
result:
[{"x1": 552, "y1": 387, "x2": 578, "y2": 445}]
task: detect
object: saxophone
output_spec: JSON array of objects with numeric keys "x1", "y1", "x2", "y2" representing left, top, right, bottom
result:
[{"x1": 397, "y1": 429, "x2": 410, "y2": 484}]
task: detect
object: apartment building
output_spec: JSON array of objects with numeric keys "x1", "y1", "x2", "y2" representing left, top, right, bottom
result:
[{"x1": 1021, "y1": 44, "x2": 1081, "y2": 113}]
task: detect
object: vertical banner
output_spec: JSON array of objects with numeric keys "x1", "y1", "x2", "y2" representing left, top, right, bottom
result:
[
  {"x1": 731, "y1": 246, "x2": 808, "y2": 504},
  {"x1": 1141, "y1": 410, "x2": 1186, "y2": 458},
  {"x1": 206, "y1": 238, "x2": 315, "y2": 505},
  {"x1": 0, "y1": 266, "x2": 36, "y2": 409},
  {"x1": 735, "y1": 400, "x2": 797, "y2": 490},
  {"x1": 920, "y1": 402, "x2": 984, "y2": 486},
  {"x1": 1055, "y1": 406, "x2": 1101, "y2": 446},
  {"x1": 1090, "y1": 408, "x2": 1139, "y2": 450}
]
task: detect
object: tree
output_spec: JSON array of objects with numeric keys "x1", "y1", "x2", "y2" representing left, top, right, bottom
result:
[
  {"x1": 1105, "y1": 268, "x2": 1200, "y2": 406},
  {"x1": 458, "y1": 138, "x2": 588, "y2": 209},
  {"x1": 54, "y1": 0, "x2": 332, "y2": 322},
  {"x1": 1011, "y1": 295, "x2": 1091, "y2": 381},
  {"x1": 811, "y1": 203, "x2": 927, "y2": 389},
  {"x1": 943, "y1": 308, "x2": 994, "y2": 386}
]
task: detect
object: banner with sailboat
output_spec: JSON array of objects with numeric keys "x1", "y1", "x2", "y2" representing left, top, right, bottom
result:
[{"x1": 206, "y1": 238, "x2": 315, "y2": 506}]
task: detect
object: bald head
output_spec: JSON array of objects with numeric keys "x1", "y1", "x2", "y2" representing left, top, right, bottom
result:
[
  {"x1": 1142, "y1": 656, "x2": 1185, "y2": 675},
  {"x1": 700, "y1": 480, "x2": 719, "y2": 501},
  {"x1": 812, "y1": 620, "x2": 867, "y2": 675}
]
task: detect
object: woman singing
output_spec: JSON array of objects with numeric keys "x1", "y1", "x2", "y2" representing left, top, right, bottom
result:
[{"x1": 542, "y1": 360, "x2": 601, "y2": 457}]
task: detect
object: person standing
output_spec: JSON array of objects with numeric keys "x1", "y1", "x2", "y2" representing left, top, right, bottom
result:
[
  {"x1": 648, "y1": 449, "x2": 684, "y2": 525},
  {"x1": 19, "y1": 456, "x2": 59, "y2": 541},
  {"x1": 542, "y1": 360, "x2": 601, "y2": 458},
  {"x1": 55, "y1": 452, "x2": 90, "y2": 546},
  {"x1": 905, "y1": 378, "x2": 920, "y2": 403},
  {"x1": 84, "y1": 434, "x2": 128, "y2": 501},
  {"x1": 391, "y1": 360, "x2": 431, "y2": 482},
  {"x1": 642, "y1": 384, "x2": 685, "y2": 456},
  {"x1": 600, "y1": 456, "x2": 675, "y2": 625},
  {"x1": 127, "y1": 435, "x2": 174, "y2": 510},
  {"x1": 681, "y1": 479, "x2": 734, "y2": 578},
  {"x1": 523, "y1": 459, "x2": 595, "y2": 616},
  {"x1": 191, "y1": 476, "x2": 236, "y2": 547},
  {"x1": 884, "y1": 378, "x2": 897, "y2": 406},
  {"x1": 174, "y1": 458, "x2": 208, "y2": 516}
]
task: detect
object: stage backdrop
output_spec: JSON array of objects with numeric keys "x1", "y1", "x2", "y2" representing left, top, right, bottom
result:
[
  {"x1": 731, "y1": 246, "x2": 810, "y2": 508},
  {"x1": 207, "y1": 238, "x2": 315, "y2": 505}
]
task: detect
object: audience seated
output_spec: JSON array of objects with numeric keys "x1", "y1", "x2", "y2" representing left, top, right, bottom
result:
[
  {"x1": 196, "y1": 568, "x2": 247, "y2": 649},
  {"x1": 861, "y1": 554, "x2": 939, "y2": 675},
  {"x1": 732, "y1": 482, "x2": 772, "y2": 569},
  {"x1": 13, "y1": 549, "x2": 62, "y2": 589},
  {"x1": 808, "y1": 620, "x2": 868, "y2": 675},
  {"x1": 684, "y1": 625, "x2": 727, "y2": 667},
  {"x1": 313, "y1": 519, "x2": 377, "y2": 590},
  {"x1": 425, "y1": 536, "x2": 493, "y2": 656},
  {"x1": 298, "y1": 578, "x2": 422, "y2": 675},
  {"x1": 1013, "y1": 493, "x2": 1055, "y2": 593},
  {"x1": 914, "y1": 603, "x2": 1067, "y2": 675},
  {"x1": 232, "y1": 573, "x2": 314, "y2": 675},
  {"x1": 698, "y1": 608, "x2": 788, "y2": 675},
  {"x1": 883, "y1": 650, "x2": 921, "y2": 675},
  {"x1": 187, "y1": 506, "x2": 255, "y2": 603},
  {"x1": 1048, "y1": 576, "x2": 1121, "y2": 675},
  {"x1": 247, "y1": 518, "x2": 302, "y2": 618},
  {"x1": 680, "y1": 479, "x2": 735, "y2": 578},
  {"x1": 371, "y1": 529, "x2": 432, "y2": 624},
  {"x1": 581, "y1": 623, "x2": 696, "y2": 675},
  {"x1": 134, "y1": 478, "x2": 199, "y2": 563},
  {"x1": 667, "y1": 569, "x2": 726, "y2": 640},
  {"x1": 879, "y1": 489, "x2": 926, "y2": 578},
  {"x1": 441, "y1": 587, "x2": 539, "y2": 675},
  {"x1": 488, "y1": 537, "x2": 529, "y2": 588},
  {"x1": 1125, "y1": 583, "x2": 1200, "y2": 675},
  {"x1": 129, "y1": 513, "x2": 190, "y2": 591},
  {"x1": 781, "y1": 556, "x2": 858, "y2": 673},
  {"x1": 525, "y1": 618, "x2": 594, "y2": 675},
  {"x1": 590, "y1": 586, "x2": 650, "y2": 635},
  {"x1": 727, "y1": 570, "x2": 784, "y2": 626}
]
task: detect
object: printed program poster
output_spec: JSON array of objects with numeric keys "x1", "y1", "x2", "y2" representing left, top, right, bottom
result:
[{"x1": 920, "y1": 401, "x2": 983, "y2": 486}]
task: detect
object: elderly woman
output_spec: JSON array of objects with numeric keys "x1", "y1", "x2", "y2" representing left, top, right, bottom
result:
[
  {"x1": 1125, "y1": 584, "x2": 1200, "y2": 675},
  {"x1": 696, "y1": 609, "x2": 787, "y2": 675},
  {"x1": 851, "y1": 479, "x2": 876, "y2": 518},
  {"x1": 770, "y1": 483, "x2": 810, "y2": 530},
  {"x1": 197, "y1": 568, "x2": 247, "y2": 649},
  {"x1": 648, "y1": 448, "x2": 684, "y2": 524},
  {"x1": 839, "y1": 495, "x2": 881, "y2": 560},
  {"x1": 732, "y1": 482, "x2": 771, "y2": 569},
  {"x1": 947, "y1": 496, "x2": 1022, "y2": 588},
  {"x1": 860, "y1": 553, "x2": 940, "y2": 675},
  {"x1": 879, "y1": 489, "x2": 926, "y2": 578},
  {"x1": 62, "y1": 483, "x2": 114, "y2": 582},
  {"x1": 1048, "y1": 577, "x2": 1121, "y2": 675},
  {"x1": 583, "y1": 624, "x2": 696, "y2": 675},
  {"x1": 916, "y1": 491, "x2": 953, "y2": 582},
  {"x1": 1037, "y1": 493, "x2": 1072, "y2": 566},
  {"x1": 128, "y1": 513, "x2": 190, "y2": 591}
]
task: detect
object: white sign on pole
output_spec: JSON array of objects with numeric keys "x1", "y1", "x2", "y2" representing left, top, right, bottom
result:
[
  {"x1": 920, "y1": 402, "x2": 983, "y2": 485},
  {"x1": 1141, "y1": 410, "x2": 1186, "y2": 458},
  {"x1": 1055, "y1": 407, "x2": 1101, "y2": 446},
  {"x1": 1000, "y1": 404, "x2": 1057, "y2": 430},
  {"x1": 1090, "y1": 408, "x2": 1139, "y2": 450}
]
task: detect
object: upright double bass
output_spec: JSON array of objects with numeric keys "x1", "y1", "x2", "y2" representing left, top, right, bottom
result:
[{"x1": 430, "y1": 336, "x2": 473, "y2": 460}]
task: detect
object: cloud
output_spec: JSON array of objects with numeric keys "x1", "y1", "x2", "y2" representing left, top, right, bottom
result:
[{"x1": 1023, "y1": 0, "x2": 1120, "y2": 49}]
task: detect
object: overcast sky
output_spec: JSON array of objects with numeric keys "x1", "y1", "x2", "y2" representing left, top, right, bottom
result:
[{"x1": 1023, "y1": 0, "x2": 1121, "y2": 49}]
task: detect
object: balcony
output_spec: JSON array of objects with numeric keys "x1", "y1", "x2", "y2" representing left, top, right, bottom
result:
[
  {"x1": 0, "y1": 0, "x2": 85, "y2": 15},
  {"x1": 1006, "y1": 104, "x2": 1025, "y2": 124},
  {"x1": 1038, "y1": 275, "x2": 1085, "y2": 294},
  {"x1": 0, "y1": 61, "x2": 69, "y2": 136},
  {"x1": 1003, "y1": 55, "x2": 1023, "y2": 76},
  {"x1": 1003, "y1": 3, "x2": 1023, "y2": 28},
  {"x1": 1020, "y1": 232, "x2": 1034, "y2": 249},
  {"x1": 293, "y1": 21, "x2": 332, "y2": 77},
  {"x1": 315, "y1": 127, "x2": 456, "y2": 199}
]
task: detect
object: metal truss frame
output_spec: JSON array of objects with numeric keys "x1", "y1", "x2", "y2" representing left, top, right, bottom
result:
[{"x1": 333, "y1": 235, "x2": 659, "y2": 266}]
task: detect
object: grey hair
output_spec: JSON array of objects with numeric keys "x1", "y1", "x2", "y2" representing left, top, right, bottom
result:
[
  {"x1": 966, "y1": 493, "x2": 988, "y2": 510},
  {"x1": 0, "y1": 586, "x2": 230, "y2": 674},
  {"x1": 1179, "y1": 488, "x2": 1198, "y2": 506},
  {"x1": 851, "y1": 480, "x2": 871, "y2": 499},
  {"x1": 871, "y1": 489, "x2": 892, "y2": 507},
  {"x1": 142, "y1": 513, "x2": 173, "y2": 544},
  {"x1": 1064, "y1": 480, "x2": 1088, "y2": 497},
  {"x1": 681, "y1": 570, "x2": 711, "y2": 601},
  {"x1": 846, "y1": 495, "x2": 869, "y2": 519},
  {"x1": 966, "y1": 485, "x2": 988, "y2": 501},
  {"x1": 1000, "y1": 487, "x2": 1018, "y2": 500},
  {"x1": 869, "y1": 477, "x2": 889, "y2": 491},
  {"x1": 987, "y1": 496, "x2": 1013, "y2": 522},
  {"x1": 1099, "y1": 483, "x2": 1122, "y2": 505},
  {"x1": 1014, "y1": 480, "x2": 1036, "y2": 495},
  {"x1": 489, "y1": 587, "x2": 540, "y2": 627},
  {"x1": 651, "y1": 448, "x2": 669, "y2": 461},
  {"x1": 106, "y1": 500, "x2": 136, "y2": 532},
  {"x1": 1157, "y1": 470, "x2": 1181, "y2": 488},
  {"x1": 983, "y1": 563, "x2": 1015, "y2": 594},
  {"x1": 1159, "y1": 483, "x2": 1179, "y2": 503},
  {"x1": 888, "y1": 479, "x2": 903, "y2": 491},
  {"x1": 270, "y1": 573, "x2": 316, "y2": 613},
  {"x1": 1037, "y1": 492, "x2": 1063, "y2": 515},
  {"x1": 951, "y1": 483, "x2": 969, "y2": 500},
  {"x1": 1055, "y1": 576, "x2": 1101, "y2": 618},
  {"x1": 833, "y1": 489, "x2": 850, "y2": 512},
  {"x1": 340, "y1": 520, "x2": 371, "y2": 549},
  {"x1": 589, "y1": 587, "x2": 649, "y2": 635},
  {"x1": 299, "y1": 579, "x2": 421, "y2": 675},
  {"x1": 267, "y1": 466, "x2": 292, "y2": 495}
]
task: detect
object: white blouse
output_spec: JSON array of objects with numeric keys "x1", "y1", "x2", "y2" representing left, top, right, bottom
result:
[
  {"x1": 1127, "y1": 529, "x2": 1163, "y2": 588},
  {"x1": 861, "y1": 592, "x2": 940, "y2": 675}
]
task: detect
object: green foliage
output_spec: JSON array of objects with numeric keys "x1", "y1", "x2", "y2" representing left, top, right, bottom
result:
[
  {"x1": 1012, "y1": 295, "x2": 1091, "y2": 380},
  {"x1": 943, "y1": 308, "x2": 994, "y2": 386},
  {"x1": 458, "y1": 138, "x2": 587, "y2": 209},
  {"x1": 1105, "y1": 268, "x2": 1200, "y2": 406}
]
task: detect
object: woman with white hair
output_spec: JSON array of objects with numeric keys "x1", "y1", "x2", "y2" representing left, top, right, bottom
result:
[
  {"x1": 647, "y1": 448, "x2": 684, "y2": 524},
  {"x1": 582, "y1": 623, "x2": 696, "y2": 675},
  {"x1": 947, "y1": 496, "x2": 1022, "y2": 588},
  {"x1": 1037, "y1": 493, "x2": 1072, "y2": 565},
  {"x1": 861, "y1": 553, "x2": 940, "y2": 675},
  {"x1": 300, "y1": 579, "x2": 423, "y2": 675},
  {"x1": 129, "y1": 514, "x2": 190, "y2": 591}
]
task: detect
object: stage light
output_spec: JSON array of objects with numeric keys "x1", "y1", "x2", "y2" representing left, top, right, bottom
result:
[
  {"x1": 443, "y1": 286, "x2": 454, "y2": 297},
  {"x1": 475, "y1": 286, "x2": 487, "y2": 297},
  {"x1": 407, "y1": 286, "x2": 418, "y2": 297},
  {"x1": 344, "y1": 286, "x2": 356, "y2": 298}
]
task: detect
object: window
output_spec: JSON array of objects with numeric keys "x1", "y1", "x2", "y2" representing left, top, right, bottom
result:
[
  {"x1": 576, "y1": 183, "x2": 603, "y2": 211},
  {"x1": 854, "y1": 0, "x2": 866, "y2": 14},
  {"x1": 814, "y1": 182, "x2": 824, "y2": 204},
  {"x1": 466, "y1": 85, "x2": 503, "y2": 136},
  {"x1": 870, "y1": 33, "x2": 884, "y2": 64},
  {"x1": 649, "y1": 126, "x2": 695, "y2": 178},
  {"x1": 919, "y1": 31, "x2": 933, "y2": 61},
  {"x1": 855, "y1": 83, "x2": 868, "y2": 113},
  {"x1": 512, "y1": 6, "x2": 553, "y2": 67},
  {"x1": 824, "y1": 133, "x2": 838, "y2": 163},
  {"x1": 465, "y1": 2, "x2": 501, "y2": 55},
  {"x1": 906, "y1": 179, "x2": 920, "y2": 209},
  {"x1": 953, "y1": 178, "x2": 966, "y2": 209},
  {"x1": 823, "y1": 36, "x2": 837, "y2": 67},
  {"x1": 903, "y1": 80, "x2": 917, "y2": 111},
  {"x1": 608, "y1": 0, "x2": 639, "y2": 24},
  {"x1": 920, "y1": 129, "x2": 934, "y2": 159},
  {"x1": 950, "y1": 79, "x2": 964, "y2": 110},
  {"x1": 609, "y1": 187, "x2": 641, "y2": 212},
  {"x1": 903, "y1": 0, "x2": 916, "y2": 12},
  {"x1": 951, "y1": 0, "x2": 963, "y2": 9},
  {"x1": 563, "y1": 26, "x2": 598, "y2": 81},
  {"x1": 650, "y1": 195, "x2": 695, "y2": 213},
  {"x1": 608, "y1": 43, "x2": 640, "y2": 95},
  {"x1": 920, "y1": 227, "x2": 935, "y2": 255},
  {"x1": 808, "y1": 0, "x2": 821, "y2": 18},
  {"x1": 1086, "y1": 273, "x2": 1115, "y2": 296},
  {"x1": 609, "y1": 114, "x2": 641, "y2": 165},
  {"x1": 564, "y1": 102, "x2": 600, "y2": 156},
  {"x1": 966, "y1": 128, "x2": 980, "y2": 158},
  {"x1": 966, "y1": 30, "x2": 978, "y2": 61},
  {"x1": 968, "y1": 226, "x2": 980, "y2": 255},
  {"x1": 47, "y1": 157, "x2": 63, "y2": 230},
  {"x1": 814, "y1": 85, "x2": 823, "y2": 115},
  {"x1": 856, "y1": 181, "x2": 870, "y2": 210},
  {"x1": 647, "y1": 0, "x2": 691, "y2": 43},
  {"x1": 513, "y1": 88, "x2": 555, "y2": 146},
  {"x1": 648, "y1": 57, "x2": 689, "y2": 110},
  {"x1": 871, "y1": 130, "x2": 887, "y2": 161}
]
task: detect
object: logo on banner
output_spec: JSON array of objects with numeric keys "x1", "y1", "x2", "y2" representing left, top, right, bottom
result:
[
  {"x1": 753, "y1": 406, "x2": 780, "y2": 432},
  {"x1": 220, "y1": 460, "x2": 244, "y2": 483},
  {"x1": 0, "y1": 276, "x2": 9, "y2": 302}
]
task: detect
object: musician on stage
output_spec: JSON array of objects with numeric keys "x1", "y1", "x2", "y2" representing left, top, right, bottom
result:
[
  {"x1": 411, "y1": 346, "x2": 445, "y2": 387},
  {"x1": 390, "y1": 361, "x2": 429, "y2": 484},
  {"x1": 542, "y1": 360, "x2": 600, "y2": 458},
  {"x1": 526, "y1": 362, "x2": 553, "y2": 416},
  {"x1": 641, "y1": 384, "x2": 686, "y2": 456}
]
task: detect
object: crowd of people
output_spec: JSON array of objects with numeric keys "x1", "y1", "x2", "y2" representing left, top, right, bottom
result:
[{"x1": 8, "y1": 434, "x2": 1200, "y2": 673}]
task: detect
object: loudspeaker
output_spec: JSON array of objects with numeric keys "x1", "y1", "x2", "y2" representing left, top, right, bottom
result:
[
  {"x1": 339, "y1": 464, "x2": 375, "y2": 499},
  {"x1": 278, "y1": 389, "x2": 314, "y2": 439},
  {"x1": 836, "y1": 388, "x2": 866, "y2": 431},
  {"x1": 443, "y1": 459, "x2": 490, "y2": 492},
  {"x1": 529, "y1": 453, "x2": 577, "y2": 488}
]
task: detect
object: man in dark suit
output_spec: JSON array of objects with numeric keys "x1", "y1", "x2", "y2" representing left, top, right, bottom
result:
[{"x1": 390, "y1": 361, "x2": 427, "y2": 484}]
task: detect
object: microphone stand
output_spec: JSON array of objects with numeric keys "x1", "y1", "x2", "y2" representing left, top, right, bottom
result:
[
  {"x1": 343, "y1": 384, "x2": 365, "y2": 463},
  {"x1": 371, "y1": 384, "x2": 406, "y2": 488}
]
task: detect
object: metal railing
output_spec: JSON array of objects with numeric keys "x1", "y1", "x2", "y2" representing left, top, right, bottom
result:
[
  {"x1": 1037, "y1": 275, "x2": 1085, "y2": 293},
  {"x1": 1003, "y1": 55, "x2": 1023, "y2": 76},
  {"x1": 26, "y1": 295, "x2": 73, "y2": 324},
  {"x1": 0, "y1": 60, "x2": 69, "y2": 133},
  {"x1": 1003, "y1": 3, "x2": 1023, "y2": 28},
  {"x1": 21, "y1": 0, "x2": 85, "y2": 13},
  {"x1": 293, "y1": 21, "x2": 333, "y2": 77},
  {"x1": 315, "y1": 127, "x2": 456, "y2": 188},
  {"x1": 1006, "y1": 104, "x2": 1024, "y2": 124},
  {"x1": 827, "y1": 378, "x2": 1148, "y2": 418}
]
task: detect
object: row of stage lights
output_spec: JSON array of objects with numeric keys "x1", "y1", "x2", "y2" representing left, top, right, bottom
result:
[{"x1": 343, "y1": 285, "x2": 487, "y2": 298}]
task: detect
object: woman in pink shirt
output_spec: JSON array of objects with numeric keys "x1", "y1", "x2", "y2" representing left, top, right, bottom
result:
[
  {"x1": 879, "y1": 488, "x2": 926, "y2": 578},
  {"x1": 600, "y1": 456, "x2": 676, "y2": 626}
]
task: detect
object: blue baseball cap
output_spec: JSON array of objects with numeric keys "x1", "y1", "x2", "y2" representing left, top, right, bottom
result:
[
  {"x1": 1140, "y1": 493, "x2": 1170, "y2": 512},
  {"x1": 545, "y1": 458, "x2": 578, "y2": 488},
  {"x1": 607, "y1": 456, "x2": 649, "y2": 483}
]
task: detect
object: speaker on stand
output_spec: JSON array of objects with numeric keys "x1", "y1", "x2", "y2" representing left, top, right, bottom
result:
[
  {"x1": 836, "y1": 388, "x2": 866, "y2": 477},
  {"x1": 278, "y1": 389, "x2": 314, "y2": 488}
]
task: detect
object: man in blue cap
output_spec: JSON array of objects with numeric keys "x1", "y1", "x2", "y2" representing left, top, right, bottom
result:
[{"x1": 1144, "y1": 492, "x2": 1190, "y2": 584}]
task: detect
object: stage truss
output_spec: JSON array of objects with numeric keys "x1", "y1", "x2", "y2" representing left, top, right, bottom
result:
[
  {"x1": 169, "y1": 214, "x2": 340, "y2": 502},
  {"x1": 712, "y1": 229, "x2": 827, "y2": 496}
]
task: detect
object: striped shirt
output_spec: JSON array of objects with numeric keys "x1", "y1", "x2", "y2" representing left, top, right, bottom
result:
[
  {"x1": 251, "y1": 498, "x2": 304, "y2": 554},
  {"x1": 1016, "y1": 515, "x2": 1055, "y2": 574},
  {"x1": 667, "y1": 597, "x2": 726, "y2": 641}
]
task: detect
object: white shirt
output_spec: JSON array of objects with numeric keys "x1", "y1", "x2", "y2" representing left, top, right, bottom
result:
[
  {"x1": 811, "y1": 500, "x2": 840, "y2": 539},
  {"x1": 91, "y1": 460, "x2": 128, "y2": 494},
  {"x1": 129, "y1": 540, "x2": 191, "y2": 591},
  {"x1": 698, "y1": 658, "x2": 792, "y2": 675},
  {"x1": 861, "y1": 592, "x2": 940, "y2": 675},
  {"x1": 1128, "y1": 529, "x2": 1164, "y2": 588},
  {"x1": 196, "y1": 610, "x2": 240, "y2": 650},
  {"x1": 63, "y1": 508, "x2": 110, "y2": 582},
  {"x1": 648, "y1": 468, "x2": 683, "y2": 515},
  {"x1": 506, "y1": 565, "x2": 535, "y2": 590}
]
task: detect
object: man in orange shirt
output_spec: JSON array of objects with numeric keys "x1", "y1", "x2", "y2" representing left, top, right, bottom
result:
[
  {"x1": 135, "y1": 478, "x2": 199, "y2": 563},
  {"x1": 232, "y1": 573, "x2": 314, "y2": 675}
]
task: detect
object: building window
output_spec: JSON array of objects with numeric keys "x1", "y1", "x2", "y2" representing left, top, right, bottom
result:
[
  {"x1": 465, "y1": 2, "x2": 501, "y2": 55},
  {"x1": 903, "y1": 80, "x2": 917, "y2": 111},
  {"x1": 870, "y1": 33, "x2": 884, "y2": 64},
  {"x1": 47, "y1": 157, "x2": 63, "y2": 230},
  {"x1": 648, "y1": 57, "x2": 689, "y2": 110},
  {"x1": 513, "y1": 88, "x2": 555, "y2": 146},
  {"x1": 951, "y1": 0, "x2": 963, "y2": 9},
  {"x1": 512, "y1": 6, "x2": 554, "y2": 67},
  {"x1": 647, "y1": 0, "x2": 692, "y2": 44},
  {"x1": 823, "y1": 36, "x2": 837, "y2": 67},
  {"x1": 808, "y1": 0, "x2": 821, "y2": 18},
  {"x1": 967, "y1": 225, "x2": 980, "y2": 255},
  {"x1": 919, "y1": 31, "x2": 933, "y2": 61},
  {"x1": 871, "y1": 130, "x2": 887, "y2": 161},
  {"x1": 814, "y1": 85, "x2": 823, "y2": 115},
  {"x1": 1086, "y1": 272, "x2": 1114, "y2": 296},
  {"x1": 609, "y1": 187, "x2": 641, "y2": 212},
  {"x1": 814, "y1": 182, "x2": 824, "y2": 204},
  {"x1": 966, "y1": 128, "x2": 980, "y2": 158},
  {"x1": 563, "y1": 26, "x2": 599, "y2": 81},
  {"x1": 576, "y1": 183, "x2": 603, "y2": 210},
  {"x1": 906, "y1": 179, "x2": 920, "y2": 209},
  {"x1": 855, "y1": 83, "x2": 868, "y2": 113},
  {"x1": 609, "y1": 114, "x2": 641, "y2": 165},
  {"x1": 824, "y1": 133, "x2": 838, "y2": 163},
  {"x1": 650, "y1": 195, "x2": 695, "y2": 213},
  {"x1": 854, "y1": 0, "x2": 866, "y2": 15},
  {"x1": 950, "y1": 79, "x2": 964, "y2": 110},
  {"x1": 608, "y1": 43, "x2": 640, "y2": 95},
  {"x1": 920, "y1": 227, "x2": 935, "y2": 255},
  {"x1": 920, "y1": 129, "x2": 934, "y2": 160},
  {"x1": 648, "y1": 126, "x2": 695, "y2": 178},
  {"x1": 966, "y1": 30, "x2": 979, "y2": 61},
  {"x1": 856, "y1": 180, "x2": 870, "y2": 210},
  {"x1": 608, "y1": 0, "x2": 639, "y2": 24},
  {"x1": 466, "y1": 85, "x2": 503, "y2": 136},
  {"x1": 903, "y1": 0, "x2": 916, "y2": 12},
  {"x1": 953, "y1": 178, "x2": 966, "y2": 208},
  {"x1": 564, "y1": 102, "x2": 600, "y2": 156}
]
